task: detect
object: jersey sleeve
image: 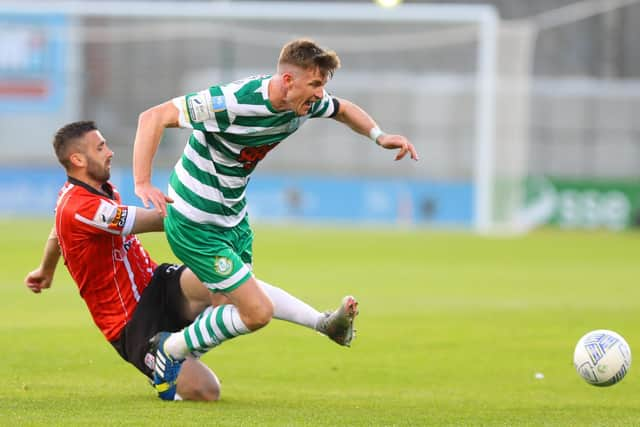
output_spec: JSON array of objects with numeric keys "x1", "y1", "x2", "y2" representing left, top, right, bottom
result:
[
  {"x1": 309, "y1": 90, "x2": 340, "y2": 119},
  {"x1": 72, "y1": 197, "x2": 138, "y2": 237},
  {"x1": 173, "y1": 85, "x2": 229, "y2": 133}
]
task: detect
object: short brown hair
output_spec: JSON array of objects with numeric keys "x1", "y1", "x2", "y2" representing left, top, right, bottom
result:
[
  {"x1": 53, "y1": 121, "x2": 97, "y2": 169},
  {"x1": 278, "y1": 38, "x2": 341, "y2": 79}
]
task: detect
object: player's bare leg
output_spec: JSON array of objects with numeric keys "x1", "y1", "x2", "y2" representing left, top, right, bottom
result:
[
  {"x1": 178, "y1": 268, "x2": 230, "y2": 320},
  {"x1": 163, "y1": 276, "x2": 272, "y2": 359},
  {"x1": 175, "y1": 357, "x2": 220, "y2": 401},
  {"x1": 225, "y1": 276, "x2": 274, "y2": 331}
]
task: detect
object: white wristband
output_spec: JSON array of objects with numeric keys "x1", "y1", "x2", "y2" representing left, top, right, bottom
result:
[{"x1": 368, "y1": 126, "x2": 385, "y2": 145}]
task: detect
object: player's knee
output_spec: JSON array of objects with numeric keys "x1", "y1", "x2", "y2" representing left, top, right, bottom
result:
[
  {"x1": 177, "y1": 358, "x2": 221, "y2": 401},
  {"x1": 243, "y1": 298, "x2": 273, "y2": 330},
  {"x1": 195, "y1": 382, "x2": 221, "y2": 402},
  {"x1": 256, "y1": 299, "x2": 274, "y2": 327},
  {"x1": 180, "y1": 383, "x2": 221, "y2": 402}
]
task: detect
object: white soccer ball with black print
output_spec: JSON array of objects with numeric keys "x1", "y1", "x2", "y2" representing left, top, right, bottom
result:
[{"x1": 573, "y1": 329, "x2": 631, "y2": 386}]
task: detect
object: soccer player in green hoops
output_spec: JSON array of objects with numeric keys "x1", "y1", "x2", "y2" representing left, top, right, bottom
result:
[
  {"x1": 132, "y1": 38, "x2": 419, "y2": 399},
  {"x1": 27, "y1": 121, "x2": 369, "y2": 402}
]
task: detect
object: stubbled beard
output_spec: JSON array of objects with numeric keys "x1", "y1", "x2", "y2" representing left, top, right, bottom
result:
[{"x1": 86, "y1": 158, "x2": 110, "y2": 183}]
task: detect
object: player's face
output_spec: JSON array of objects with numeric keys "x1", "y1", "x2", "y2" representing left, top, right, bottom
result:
[
  {"x1": 284, "y1": 66, "x2": 327, "y2": 116},
  {"x1": 84, "y1": 130, "x2": 113, "y2": 183}
]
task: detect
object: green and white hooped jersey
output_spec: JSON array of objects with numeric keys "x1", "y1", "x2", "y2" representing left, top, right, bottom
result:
[{"x1": 170, "y1": 74, "x2": 339, "y2": 228}]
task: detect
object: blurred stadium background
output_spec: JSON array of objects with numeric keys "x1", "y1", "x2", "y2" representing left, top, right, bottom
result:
[
  {"x1": 2, "y1": 2, "x2": 640, "y2": 425},
  {"x1": 1, "y1": 0, "x2": 639, "y2": 233}
]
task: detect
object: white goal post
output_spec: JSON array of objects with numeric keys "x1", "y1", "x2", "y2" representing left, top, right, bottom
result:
[{"x1": 1, "y1": 1, "x2": 501, "y2": 233}]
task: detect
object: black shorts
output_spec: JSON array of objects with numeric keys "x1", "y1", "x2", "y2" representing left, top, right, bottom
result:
[{"x1": 110, "y1": 263, "x2": 192, "y2": 379}]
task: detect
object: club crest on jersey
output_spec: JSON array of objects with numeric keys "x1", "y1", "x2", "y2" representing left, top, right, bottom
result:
[{"x1": 214, "y1": 256, "x2": 233, "y2": 276}]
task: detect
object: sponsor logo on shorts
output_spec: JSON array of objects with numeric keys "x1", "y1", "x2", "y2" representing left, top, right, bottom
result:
[
  {"x1": 144, "y1": 352, "x2": 155, "y2": 370},
  {"x1": 214, "y1": 256, "x2": 233, "y2": 276},
  {"x1": 164, "y1": 264, "x2": 181, "y2": 274}
]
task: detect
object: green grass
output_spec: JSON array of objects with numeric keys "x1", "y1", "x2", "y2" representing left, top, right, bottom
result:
[{"x1": 1, "y1": 219, "x2": 639, "y2": 426}]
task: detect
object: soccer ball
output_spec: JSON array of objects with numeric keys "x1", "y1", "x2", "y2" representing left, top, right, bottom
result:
[{"x1": 573, "y1": 329, "x2": 631, "y2": 386}]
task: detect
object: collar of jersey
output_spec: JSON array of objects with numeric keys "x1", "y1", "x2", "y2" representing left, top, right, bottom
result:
[{"x1": 67, "y1": 176, "x2": 115, "y2": 200}]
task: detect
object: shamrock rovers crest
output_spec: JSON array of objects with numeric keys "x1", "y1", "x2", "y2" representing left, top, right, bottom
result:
[{"x1": 214, "y1": 256, "x2": 233, "y2": 275}]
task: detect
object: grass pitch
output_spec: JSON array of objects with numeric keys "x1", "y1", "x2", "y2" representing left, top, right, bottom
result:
[{"x1": 1, "y1": 219, "x2": 639, "y2": 426}]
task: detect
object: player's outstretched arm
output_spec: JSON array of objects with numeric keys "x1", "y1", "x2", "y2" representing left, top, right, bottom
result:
[
  {"x1": 133, "y1": 100, "x2": 179, "y2": 217},
  {"x1": 376, "y1": 133, "x2": 420, "y2": 162},
  {"x1": 24, "y1": 227, "x2": 60, "y2": 294},
  {"x1": 332, "y1": 97, "x2": 419, "y2": 161},
  {"x1": 130, "y1": 208, "x2": 165, "y2": 234}
]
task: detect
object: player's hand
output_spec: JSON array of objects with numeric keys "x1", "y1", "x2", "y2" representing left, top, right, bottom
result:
[
  {"x1": 24, "y1": 268, "x2": 53, "y2": 294},
  {"x1": 377, "y1": 134, "x2": 419, "y2": 161},
  {"x1": 135, "y1": 182, "x2": 174, "y2": 217}
]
